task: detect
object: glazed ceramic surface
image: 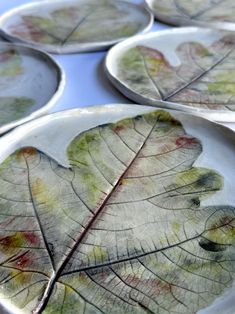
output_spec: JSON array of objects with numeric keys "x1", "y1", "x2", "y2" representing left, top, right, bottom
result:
[
  {"x1": 146, "y1": 0, "x2": 235, "y2": 31},
  {"x1": 106, "y1": 27, "x2": 235, "y2": 122},
  {"x1": 0, "y1": 0, "x2": 153, "y2": 53},
  {"x1": 0, "y1": 104, "x2": 234, "y2": 314},
  {"x1": 0, "y1": 42, "x2": 64, "y2": 134}
]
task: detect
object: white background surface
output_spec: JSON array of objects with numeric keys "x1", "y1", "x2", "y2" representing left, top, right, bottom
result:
[{"x1": 0, "y1": 0, "x2": 235, "y2": 131}]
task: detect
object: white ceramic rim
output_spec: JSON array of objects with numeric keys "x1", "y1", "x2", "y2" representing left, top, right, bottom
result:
[
  {"x1": 0, "y1": 103, "x2": 234, "y2": 314},
  {"x1": 0, "y1": 41, "x2": 65, "y2": 135},
  {"x1": 145, "y1": 0, "x2": 235, "y2": 31},
  {"x1": 0, "y1": 0, "x2": 154, "y2": 54},
  {"x1": 105, "y1": 27, "x2": 235, "y2": 122}
]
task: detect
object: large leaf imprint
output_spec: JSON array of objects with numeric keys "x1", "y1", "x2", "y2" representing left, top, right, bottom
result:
[
  {"x1": 9, "y1": 1, "x2": 143, "y2": 46},
  {"x1": 118, "y1": 35, "x2": 235, "y2": 111},
  {"x1": 151, "y1": 0, "x2": 235, "y2": 24},
  {"x1": 0, "y1": 111, "x2": 234, "y2": 313}
]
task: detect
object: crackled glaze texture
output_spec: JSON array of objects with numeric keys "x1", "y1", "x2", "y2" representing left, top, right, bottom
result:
[
  {"x1": 0, "y1": 48, "x2": 34, "y2": 126},
  {"x1": 0, "y1": 43, "x2": 61, "y2": 133},
  {"x1": 147, "y1": 0, "x2": 235, "y2": 27},
  {"x1": 0, "y1": 111, "x2": 234, "y2": 313},
  {"x1": 2, "y1": 0, "x2": 151, "y2": 53},
  {"x1": 117, "y1": 35, "x2": 235, "y2": 111}
]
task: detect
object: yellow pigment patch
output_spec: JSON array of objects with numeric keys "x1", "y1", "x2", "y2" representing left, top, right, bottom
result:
[
  {"x1": 31, "y1": 179, "x2": 57, "y2": 208},
  {"x1": 10, "y1": 270, "x2": 32, "y2": 285},
  {"x1": 171, "y1": 221, "x2": 181, "y2": 234},
  {"x1": 87, "y1": 246, "x2": 108, "y2": 263},
  {"x1": 147, "y1": 110, "x2": 181, "y2": 125}
]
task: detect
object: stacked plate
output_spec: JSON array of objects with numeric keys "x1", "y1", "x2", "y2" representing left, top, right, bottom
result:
[{"x1": 0, "y1": 0, "x2": 152, "y2": 134}]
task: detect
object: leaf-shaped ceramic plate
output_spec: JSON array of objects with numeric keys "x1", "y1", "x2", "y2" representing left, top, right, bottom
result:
[
  {"x1": 0, "y1": 42, "x2": 64, "y2": 134},
  {"x1": 105, "y1": 27, "x2": 235, "y2": 122},
  {"x1": 146, "y1": 0, "x2": 235, "y2": 31},
  {"x1": 0, "y1": 0, "x2": 153, "y2": 54},
  {"x1": 0, "y1": 103, "x2": 234, "y2": 314}
]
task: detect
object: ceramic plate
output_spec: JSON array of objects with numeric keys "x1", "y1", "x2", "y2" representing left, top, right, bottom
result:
[
  {"x1": 0, "y1": 104, "x2": 234, "y2": 314},
  {"x1": 0, "y1": 42, "x2": 64, "y2": 134},
  {"x1": 0, "y1": 0, "x2": 153, "y2": 54},
  {"x1": 106, "y1": 27, "x2": 235, "y2": 122},
  {"x1": 146, "y1": 0, "x2": 235, "y2": 31}
]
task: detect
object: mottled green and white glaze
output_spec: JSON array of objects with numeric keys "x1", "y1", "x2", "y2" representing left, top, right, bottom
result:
[
  {"x1": 0, "y1": 107, "x2": 234, "y2": 314},
  {"x1": 0, "y1": 47, "x2": 33, "y2": 126},
  {"x1": 0, "y1": 43, "x2": 62, "y2": 134},
  {"x1": 146, "y1": 0, "x2": 235, "y2": 29},
  {"x1": 106, "y1": 28, "x2": 235, "y2": 120},
  {"x1": 0, "y1": 0, "x2": 152, "y2": 53}
]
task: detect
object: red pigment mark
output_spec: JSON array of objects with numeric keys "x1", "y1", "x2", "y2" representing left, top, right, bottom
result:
[
  {"x1": 23, "y1": 232, "x2": 39, "y2": 246},
  {"x1": 0, "y1": 232, "x2": 23, "y2": 247},
  {"x1": 11, "y1": 28, "x2": 38, "y2": 40},
  {"x1": 96, "y1": 270, "x2": 108, "y2": 282},
  {"x1": 138, "y1": 45, "x2": 168, "y2": 63},
  {"x1": 0, "y1": 231, "x2": 39, "y2": 249},
  {"x1": 125, "y1": 275, "x2": 141, "y2": 287},
  {"x1": 27, "y1": 30, "x2": 44, "y2": 41},
  {"x1": 175, "y1": 136, "x2": 198, "y2": 148},
  {"x1": 12, "y1": 251, "x2": 32, "y2": 269},
  {"x1": 10, "y1": 20, "x2": 44, "y2": 41},
  {"x1": 152, "y1": 279, "x2": 171, "y2": 295},
  {"x1": 210, "y1": 216, "x2": 234, "y2": 230},
  {"x1": 22, "y1": 20, "x2": 43, "y2": 41},
  {"x1": 0, "y1": 236, "x2": 13, "y2": 246},
  {"x1": 113, "y1": 125, "x2": 125, "y2": 134},
  {"x1": 125, "y1": 276, "x2": 172, "y2": 296},
  {"x1": 17, "y1": 147, "x2": 37, "y2": 159}
]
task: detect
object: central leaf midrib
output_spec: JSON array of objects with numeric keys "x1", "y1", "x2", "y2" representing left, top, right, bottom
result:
[
  {"x1": 34, "y1": 118, "x2": 159, "y2": 313},
  {"x1": 60, "y1": 10, "x2": 96, "y2": 46},
  {"x1": 140, "y1": 42, "x2": 235, "y2": 103},
  {"x1": 138, "y1": 48, "x2": 164, "y2": 99},
  {"x1": 25, "y1": 7, "x2": 99, "y2": 46},
  {"x1": 23, "y1": 12, "x2": 94, "y2": 46},
  {"x1": 164, "y1": 44, "x2": 235, "y2": 101}
]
